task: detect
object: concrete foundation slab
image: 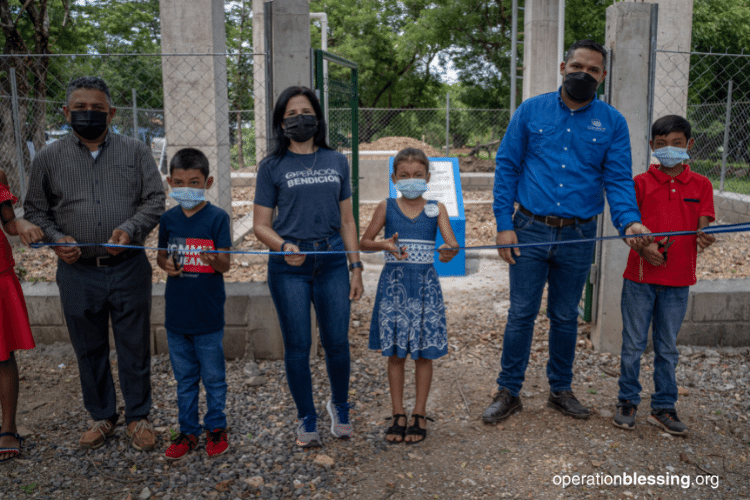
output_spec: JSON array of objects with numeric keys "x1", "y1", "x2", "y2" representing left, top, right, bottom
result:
[
  {"x1": 21, "y1": 282, "x2": 63, "y2": 325},
  {"x1": 223, "y1": 327, "x2": 249, "y2": 359},
  {"x1": 30, "y1": 326, "x2": 71, "y2": 345},
  {"x1": 689, "y1": 278, "x2": 750, "y2": 322}
]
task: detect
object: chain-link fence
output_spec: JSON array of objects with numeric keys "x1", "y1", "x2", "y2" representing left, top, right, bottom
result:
[
  {"x1": 0, "y1": 52, "x2": 266, "y2": 246},
  {"x1": 357, "y1": 107, "x2": 511, "y2": 157},
  {"x1": 652, "y1": 49, "x2": 750, "y2": 194}
]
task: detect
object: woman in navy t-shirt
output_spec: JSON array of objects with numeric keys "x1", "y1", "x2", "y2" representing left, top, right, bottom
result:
[{"x1": 253, "y1": 86, "x2": 363, "y2": 448}]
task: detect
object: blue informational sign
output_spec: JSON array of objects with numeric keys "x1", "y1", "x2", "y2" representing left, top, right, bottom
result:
[{"x1": 388, "y1": 157, "x2": 466, "y2": 277}]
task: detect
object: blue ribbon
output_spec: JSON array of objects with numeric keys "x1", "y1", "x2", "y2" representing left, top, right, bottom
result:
[{"x1": 28, "y1": 222, "x2": 750, "y2": 256}]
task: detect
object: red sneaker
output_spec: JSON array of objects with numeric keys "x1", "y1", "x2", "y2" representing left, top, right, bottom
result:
[
  {"x1": 206, "y1": 428, "x2": 228, "y2": 457},
  {"x1": 164, "y1": 433, "x2": 198, "y2": 461}
]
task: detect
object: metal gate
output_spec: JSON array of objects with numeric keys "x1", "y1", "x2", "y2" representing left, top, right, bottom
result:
[{"x1": 312, "y1": 49, "x2": 360, "y2": 235}]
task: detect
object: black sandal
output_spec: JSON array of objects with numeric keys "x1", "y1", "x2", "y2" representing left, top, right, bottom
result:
[
  {"x1": 384, "y1": 414, "x2": 407, "y2": 444},
  {"x1": 0, "y1": 432, "x2": 24, "y2": 463},
  {"x1": 405, "y1": 414, "x2": 434, "y2": 444}
]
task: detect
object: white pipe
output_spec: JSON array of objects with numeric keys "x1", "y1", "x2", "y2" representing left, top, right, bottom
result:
[
  {"x1": 309, "y1": 13, "x2": 328, "y2": 56},
  {"x1": 557, "y1": 0, "x2": 566, "y2": 88},
  {"x1": 310, "y1": 12, "x2": 329, "y2": 141}
]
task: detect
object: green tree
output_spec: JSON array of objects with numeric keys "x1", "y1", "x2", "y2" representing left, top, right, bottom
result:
[
  {"x1": 422, "y1": 0, "x2": 609, "y2": 110},
  {"x1": 422, "y1": 0, "x2": 515, "y2": 109},
  {"x1": 311, "y1": 0, "x2": 445, "y2": 142},
  {"x1": 691, "y1": 0, "x2": 750, "y2": 162},
  {"x1": 73, "y1": 0, "x2": 163, "y2": 109},
  {"x1": 225, "y1": 0, "x2": 253, "y2": 168},
  {"x1": 0, "y1": 0, "x2": 77, "y2": 192}
]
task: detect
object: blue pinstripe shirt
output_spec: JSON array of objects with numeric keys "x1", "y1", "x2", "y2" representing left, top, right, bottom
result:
[{"x1": 493, "y1": 90, "x2": 641, "y2": 234}]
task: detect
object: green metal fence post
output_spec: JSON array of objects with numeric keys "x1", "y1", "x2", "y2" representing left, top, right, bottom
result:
[
  {"x1": 312, "y1": 48, "x2": 359, "y2": 238},
  {"x1": 351, "y1": 66, "x2": 359, "y2": 237}
]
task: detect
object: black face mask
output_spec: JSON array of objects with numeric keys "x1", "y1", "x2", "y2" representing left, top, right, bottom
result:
[
  {"x1": 563, "y1": 71, "x2": 600, "y2": 103},
  {"x1": 283, "y1": 114, "x2": 318, "y2": 143},
  {"x1": 70, "y1": 110, "x2": 109, "y2": 141}
]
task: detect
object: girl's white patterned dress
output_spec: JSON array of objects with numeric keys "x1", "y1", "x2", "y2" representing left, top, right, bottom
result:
[{"x1": 368, "y1": 198, "x2": 448, "y2": 359}]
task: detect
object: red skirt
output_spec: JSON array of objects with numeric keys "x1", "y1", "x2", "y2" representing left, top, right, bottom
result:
[{"x1": 0, "y1": 268, "x2": 35, "y2": 361}]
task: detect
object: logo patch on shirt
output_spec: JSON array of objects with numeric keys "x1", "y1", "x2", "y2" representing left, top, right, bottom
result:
[
  {"x1": 168, "y1": 237, "x2": 215, "y2": 273},
  {"x1": 284, "y1": 168, "x2": 341, "y2": 188},
  {"x1": 684, "y1": 198, "x2": 700, "y2": 203},
  {"x1": 587, "y1": 118, "x2": 606, "y2": 132}
]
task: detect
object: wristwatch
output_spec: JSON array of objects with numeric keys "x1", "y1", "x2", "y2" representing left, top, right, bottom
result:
[
  {"x1": 349, "y1": 261, "x2": 363, "y2": 272},
  {"x1": 281, "y1": 240, "x2": 295, "y2": 252}
]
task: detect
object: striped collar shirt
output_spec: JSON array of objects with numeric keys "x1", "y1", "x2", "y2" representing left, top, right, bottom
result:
[{"x1": 24, "y1": 131, "x2": 165, "y2": 258}]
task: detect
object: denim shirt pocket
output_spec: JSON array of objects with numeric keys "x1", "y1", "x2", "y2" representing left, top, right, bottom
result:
[
  {"x1": 528, "y1": 123, "x2": 555, "y2": 155},
  {"x1": 580, "y1": 132, "x2": 610, "y2": 167}
]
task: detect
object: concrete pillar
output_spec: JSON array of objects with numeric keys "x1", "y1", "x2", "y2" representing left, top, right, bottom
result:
[
  {"x1": 159, "y1": 0, "x2": 232, "y2": 220},
  {"x1": 522, "y1": 0, "x2": 560, "y2": 100},
  {"x1": 266, "y1": 0, "x2": 312, "y2": 104},
  {"x1": 592, "y1": 2, "x2": 657, "y2": 354},
  {"x1": 252, "y1": 0, "x2": 268, "y2": 165},
  {"x1": 624, "y1": 0, "x2": 693, "y2": 119}
]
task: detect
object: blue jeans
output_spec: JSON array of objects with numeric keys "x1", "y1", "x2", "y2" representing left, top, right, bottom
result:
[
  {"x1": 618, "y1": 279, "x2": 688, "y2": 409},
  {"x1": 167, "y1": 329, "x2": 227, "y2": 435},
  {"x1": 267, "y1": 232, "x2": 351, "y2": 419},
  {"x1": 496, "y1": 211, "x2": 597, "y2": 396}
]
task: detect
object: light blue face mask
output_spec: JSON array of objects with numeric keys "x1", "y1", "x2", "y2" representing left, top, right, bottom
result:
[
  {"x1": 653, "y1": 146, "x2": 690, "y2": 168},
  {"x1": 170, "y1": 186, "x2": 206, "y2": 210},
  {"x1": 395, "y1": 178, "x2": 428, "y2": 199}
]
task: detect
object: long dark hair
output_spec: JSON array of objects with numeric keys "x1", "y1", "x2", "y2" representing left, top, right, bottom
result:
[{"x1": 263, "y1": 86, "x2": 330, "y2": 166}]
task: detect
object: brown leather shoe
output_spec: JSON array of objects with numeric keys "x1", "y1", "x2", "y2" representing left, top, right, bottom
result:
[
  {"x1": 126, "y1": 419, "x2": 156, "y2": 451},
  {"x1": 79, "y1": 420, "x2": 117, "y2": 450}
]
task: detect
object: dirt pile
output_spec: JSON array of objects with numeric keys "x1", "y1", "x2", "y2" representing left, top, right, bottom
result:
[{"x1": 358, "y1": 136, "x2": 443, "y2": 157}]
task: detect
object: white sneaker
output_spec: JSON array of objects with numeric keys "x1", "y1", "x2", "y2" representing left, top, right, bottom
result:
[
  {"x1": 326, "y1": 400, "x2": 353, "y2": 438},
  {"x1": 296, "y1": 415, "x2": 321, "y2": 448}
]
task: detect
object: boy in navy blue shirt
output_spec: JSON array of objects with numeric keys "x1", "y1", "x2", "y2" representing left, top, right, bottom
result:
[{"x1": 157, "y1": 148, "x2": 231, "y2": 460}]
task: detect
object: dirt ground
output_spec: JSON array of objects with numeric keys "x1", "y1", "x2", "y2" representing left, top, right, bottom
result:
[{"x1": 457, "y1": 154, "x2": 495, "y2": 173}]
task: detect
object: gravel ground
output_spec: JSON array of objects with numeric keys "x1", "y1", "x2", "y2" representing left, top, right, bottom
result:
[{"x1": 2, "y1": 258, "x2": 749, "y2": 500}]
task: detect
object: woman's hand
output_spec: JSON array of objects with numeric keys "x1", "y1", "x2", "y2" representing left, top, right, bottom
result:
[
  {"x1": 349, "y1": 269, "x2": 363, "y2": 301},
  {"x1": 283, "y1": 242, "x2": 306, "y2": 266}
]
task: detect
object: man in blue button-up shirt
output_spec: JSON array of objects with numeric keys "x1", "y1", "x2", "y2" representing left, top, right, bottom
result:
[{"x1": 483, "y1": 40, "x2": 651, "y2": 425}]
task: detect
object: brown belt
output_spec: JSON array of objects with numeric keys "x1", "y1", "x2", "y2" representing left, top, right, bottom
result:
[{"x1": 518, "y1": 205, "x2": 594, "y2": 228}]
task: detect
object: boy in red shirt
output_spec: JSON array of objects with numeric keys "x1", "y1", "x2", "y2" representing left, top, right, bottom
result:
[{"x1": 613, "y1": 115, "x2": 716, "y2": 435}]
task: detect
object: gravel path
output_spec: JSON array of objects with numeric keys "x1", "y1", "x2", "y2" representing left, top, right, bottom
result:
[{"x1": 2, "y1": 258, "x2": 749, "y2": 500}]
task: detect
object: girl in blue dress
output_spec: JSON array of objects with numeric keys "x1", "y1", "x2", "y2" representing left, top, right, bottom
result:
[{"x1": 359, "y1": 147, "x2": 459, "y2": 444}]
